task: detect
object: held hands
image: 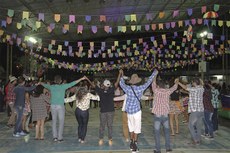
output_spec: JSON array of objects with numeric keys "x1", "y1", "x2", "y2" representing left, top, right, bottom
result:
[
  {"x1": 119, "y1": 69, "x2": 124, "y2": 76},
  {"x1": 174, "y1": 78, "x2": 179, "y2": 84}
]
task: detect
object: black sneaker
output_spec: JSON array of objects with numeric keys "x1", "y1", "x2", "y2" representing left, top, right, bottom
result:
[
  {"x1": 132, "y1": 141, "x2": 139, "y2": 152},
  {"x1": 153, "y1": 150, "x2": 161, "y2": 153},
  {"x1": 58, "y1": 139, "x2": 64, "y2": 143},
  {"x1": 130, "y1": 140, "x2": 134, "y2": 150},
  {"x1": 166, "y1": 149, "x2": 172, "y2": 153}
]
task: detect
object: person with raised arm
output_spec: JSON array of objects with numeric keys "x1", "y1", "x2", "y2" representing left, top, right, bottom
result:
[
  {"x1": 178, "y1": 77, "x2": 204, "y2": 145},
  {"x1": 86, "y1": 71, "x2": 122, "y2": 146},
  {"x1": 151, "y1": 74, "x2": 179, "y2": 153},
  {"x1": 119, "y1": 69, "x2": 158, "y2": 152},
  {"x1": 41, "y1": 75, "x2": 86, "y2": 142}
]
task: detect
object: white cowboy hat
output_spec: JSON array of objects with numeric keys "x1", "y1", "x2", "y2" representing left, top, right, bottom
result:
[
  {"x1": 9, "y1": 76, "x2": 17, "y2": 83},
  {"x1": 128, "y1": 74, "x2": 142, "y2": 85}
]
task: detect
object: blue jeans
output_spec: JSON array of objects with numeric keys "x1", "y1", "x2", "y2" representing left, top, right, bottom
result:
[
  {"x1": 154, "y1": 114, "x2": 171, "y2": 152},
  {"x1": 14, "y1": 106, "x2": 24, "y2": 134},
  {"x1": 212, "y1": 108, "x2": 218, "y2": 131},
  {"x1": 188, "y1": 111, "x2": 204, "y2": 142},
  {"x1": 75, "y1": 107, "x2": 89, "y2": 140},
  {"x1": 203, "y1": 110, "x2": 214, "y2": 137},
  {"x1": 51, "y1": 105, "x2": 65, "y2": 140}
]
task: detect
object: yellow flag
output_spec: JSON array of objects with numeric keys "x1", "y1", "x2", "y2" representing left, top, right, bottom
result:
[
  {"x1": 133, "y1": 43, "x2": 137, "y2": 48},
  {"x1": 122, "y1": 26, "x2": 126, "y2": 33},
  {"x1": 131, "y1": 25, "x2": 136, "y2": 31},
  {"x1": 159, "y1": 12, "x2": 165, "y2": 18},
  {"x1": 17, "y1": 22, "x2": 22, "y2": 29},
  {"x1": 54, "y1": 14, "x2": 61, "y2": 22},
  {"x1": 114, "y1": 41, "x2": 119, "y2": 47},
  {"x1": 36, "y1": 21, "x2": 41, "y2": 28},
  {"x1": 0, "y1": 30, "x2": 4, "y2": 36},
  {"x1": 22, "y1": 11, "x2": 29, "y2": 20},
  {"x1": 158, "y1": 23, "x2": 163, "y2": 30},
  {"x1": 90, "y1": 42, "x2": 94, "y2": 47},
  {"x1": 226, "y1": 21, "x2": 230, "y2": 27},
  {"x1": 178, "y1": 21, "x2": 183, "y2": 27},
  {"x1": 130, "y1": 14, "x2": 137, "y2": 22},
  {"x1": 218, "y1": 20, "x2": 223, "y2": 27}
]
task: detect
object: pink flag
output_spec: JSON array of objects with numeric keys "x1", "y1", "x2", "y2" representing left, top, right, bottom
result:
[
  {"x1": 173, "y1": 10, "x2": 179, "y2": 18},
  {"x1": 201, "y1": 6, "x2": 207, "y2": 14},
  {"x1": 69, "y1": 15, "x2": 75, "y2": 23},
  {"x1": 77, "y1": 25, "x2": 83, "y2": 33}
]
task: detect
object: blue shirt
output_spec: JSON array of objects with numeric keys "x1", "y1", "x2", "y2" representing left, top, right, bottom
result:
[
  {"x1": 119, "y1": 70, "x2": 157, "y2": 114},
  {"x1": 14, "y1": 85, "x2": 36, "y2": 107}
]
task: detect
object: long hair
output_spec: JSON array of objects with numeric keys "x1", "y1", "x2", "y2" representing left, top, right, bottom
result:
[
  {"x1": 76, "y1": 88, "x2": 88, "y2": 101},
  {"x1": 32, "y1": 85, "x2": 44, "y2": 97}
]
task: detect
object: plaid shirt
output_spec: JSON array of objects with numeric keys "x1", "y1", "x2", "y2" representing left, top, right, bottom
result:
[
  {"x1": 151, "y1": 82, "x2": 178, "y2": 115},
  {"x1": 5, "y1": 83, "x2": 16, "y2": 104},
  {"x1": 187, "y1": 86, "x2": 204, "y2": 113},
  {"x1": 203, "y1": 88, "x2": 214, "y2": 112},
  {"x1": 119, "y1": 70, "x2": 157, "y2": 114}
]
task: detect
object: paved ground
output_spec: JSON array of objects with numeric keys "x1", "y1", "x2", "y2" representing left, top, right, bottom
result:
[{"x1": 0, "y1": 105, "x2": 229, "y2": 153}]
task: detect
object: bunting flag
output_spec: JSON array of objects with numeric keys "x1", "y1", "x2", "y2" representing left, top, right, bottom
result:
[
  {"x1": 69, "y1": 15, "x2": 75, "y2": 23},
  {"x1": 173, "y1": 10, "x2": 179, "y2": 18},
  {"x1": 22, "y1": 11, "x2": 29, "y2": 20},
  {"x1": 38, "y1": 13, "x2": 45, "y2": 21},
  {"x1": 159, "y1": 12, "x2": 165, "y2": 18},
  {"x1": 54, "y1": 14, "x2": 61, "y2": 22},
  {"x1": 7, "y1": 9, "x2": 14, "y2": 17},
  {"x1": 100, "y1": 15, "x2": 106, "y2": 22},
  {"x1": 77, "y1": 25, "x2": 83, "y2": 33}
]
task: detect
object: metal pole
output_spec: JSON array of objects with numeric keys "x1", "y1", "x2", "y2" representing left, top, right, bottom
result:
[
  {"x1": 6, "y1": 44, "x2": 9, "y2": 82},
  {"x1": 201, "y1": 38, "x2": 204, "y2": 80},
  {"x1": 10, "y1": 45, "x2": 13, "y2": 75}
]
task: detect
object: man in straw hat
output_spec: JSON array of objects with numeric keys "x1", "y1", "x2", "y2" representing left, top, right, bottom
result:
[{"x1": 119, "y1": 69, "x2": 158, "y2": 152}]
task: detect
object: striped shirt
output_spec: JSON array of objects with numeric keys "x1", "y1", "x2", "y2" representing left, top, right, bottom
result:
[
  {"x1": 151, "y1": 82, "x2": 178, "y2": 115},
  {"x1": 187, "y1": 86, "x2": 204, "y2": 113}
]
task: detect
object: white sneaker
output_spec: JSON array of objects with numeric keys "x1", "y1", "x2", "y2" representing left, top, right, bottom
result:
[
  {"x1": 13, "y1": 132, "x2": 20, "y2": 137},
  {"x1": 19, "y1": 131, "x2": 27, "y2": 136}
]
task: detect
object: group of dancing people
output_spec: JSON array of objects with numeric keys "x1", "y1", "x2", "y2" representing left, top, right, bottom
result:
[{"x1": 4, "y1": 69, "x2": 220, "y2": 153}]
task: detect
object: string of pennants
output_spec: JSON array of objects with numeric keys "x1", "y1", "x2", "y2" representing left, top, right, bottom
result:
[
  {"x1": 1, "y1": 28, "x2": 228, "y2": 73},
  {"x1": 1, "y1": 4, "x2": 229, "y2": 34}
]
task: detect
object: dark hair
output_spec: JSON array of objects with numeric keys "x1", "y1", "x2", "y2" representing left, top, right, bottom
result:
[
  {"x1": 157, "y1": 80, "x2": 165, "y2": 88},
  {"x1": 17, "y1": 76, "x2": 25, "y2": 84},
  {"x1": 191, "y1": 77, "x2": 200, "y2": 85},
  {"x1": 32, "y1": 85, "x2": 44, "y2": 97},
  {"x1": 54, "y1": 75, "x2": 62, "y2": 84}
]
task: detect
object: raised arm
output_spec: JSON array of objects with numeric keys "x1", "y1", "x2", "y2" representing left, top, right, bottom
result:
[
  {"x1": 114, "y1": 70, "x2": 123, "y2": 89},
  {"x1": 85, "y1": 76, "x2": 96, "y2": 88},
  {"x1": 64, "y1": 94, "x2": 76, "y2": 103},
  {"x1": 75, "y1": 76, "x2": 87, "y2": 84},
  {"x1": 139, "y1": 69, "x2": 158, "y2": 90},
  {"x1": 178, "y1": 81, "x2": 188, "y2": 91}
]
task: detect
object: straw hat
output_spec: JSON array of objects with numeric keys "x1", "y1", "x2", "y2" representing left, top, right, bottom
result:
[
  {"x1": 9, "y1": 76, "x2": 17, "y2": 83},
  {"x1": 103, "y1": 79, "x2": 111, "y2": 87},
  {"x1": 128, "y1": 74, "x2": 142, "y2": 85}
]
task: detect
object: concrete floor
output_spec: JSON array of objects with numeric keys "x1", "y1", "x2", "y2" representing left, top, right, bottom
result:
[{"x1": 0, "y1": 105, "x2": 230, "y2": 153}]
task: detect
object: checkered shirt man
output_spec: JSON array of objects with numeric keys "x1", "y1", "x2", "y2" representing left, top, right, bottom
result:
[
  {"x1": 187, "y1": 86, "x2": 204, "y2": 113},
  {"x1": 119, "y1": 70, "x2": 157, "y2": 114}
]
